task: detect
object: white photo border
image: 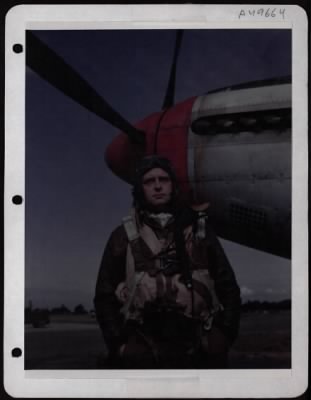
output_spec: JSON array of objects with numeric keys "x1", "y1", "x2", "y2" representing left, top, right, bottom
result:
[{"x1": 4, "y1": 4, "x2": 308, "y2": 398}]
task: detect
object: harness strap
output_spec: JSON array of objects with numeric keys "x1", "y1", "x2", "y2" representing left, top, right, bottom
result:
[
  {"x1": 139, "y1": 224, "x2": 162, "y2": 255},
  {"x1": 191, "y1": 278, "x2": 213, "y2": 307},
  {"x1": 123, "y1": 210, "x2": 163, "y2": 255},
  {"x1": 195, "y1": 212, "x2": 207, "y2": 240},
  {"x1": 156, "y1": 273, "x2": 165, "y2": 299},
  {"x1": 192, "y1": 271, "x2": 223, "y2": 312},
  {"x1": 122, "y1": 215, "x2": 139, "y2": 242},
  {"x1": 120, "y1": 244, "x2": 144, "y2": 318},
  {"x1": 121, "y1": 210, "x2": 164, "y2": 320},
  {"x1": 165, "y1": 275, "x2": 174, "y2": 302}
]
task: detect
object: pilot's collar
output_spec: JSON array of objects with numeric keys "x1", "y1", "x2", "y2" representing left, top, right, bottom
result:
[{"x1": 148, "y1": 212, "x2": 173, "y2": 228}]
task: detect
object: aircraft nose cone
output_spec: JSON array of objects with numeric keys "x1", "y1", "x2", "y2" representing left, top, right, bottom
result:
[{"x1": 105, "y1": 133, "x2": 144, "y2": 184}]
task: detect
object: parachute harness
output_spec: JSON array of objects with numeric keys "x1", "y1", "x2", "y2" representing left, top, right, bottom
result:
[{"x1": 120, "y1": 209, "x2": 222, "y2": 328}]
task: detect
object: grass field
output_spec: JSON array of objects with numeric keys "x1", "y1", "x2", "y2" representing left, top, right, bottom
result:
[
  {"x1": 25, "y1": 310, "x2": 290, "y2": 369},
  {"x1": 229, "y1": 310, "x2": 290, "y2": 368}
]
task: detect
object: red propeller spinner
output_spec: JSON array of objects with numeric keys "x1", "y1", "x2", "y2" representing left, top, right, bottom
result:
[{"x1": 105, "y1": 97, "x2": 196, "y2": 197}]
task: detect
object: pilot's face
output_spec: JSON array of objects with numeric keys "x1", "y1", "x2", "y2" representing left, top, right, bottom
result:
[{"x1": 142, "y1": 168, "x2": 172, "y2": 210}]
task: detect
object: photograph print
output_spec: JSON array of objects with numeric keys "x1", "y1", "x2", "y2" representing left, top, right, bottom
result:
[{"x1": 24, "y1": 28, "x2": 292, "y2": 370}]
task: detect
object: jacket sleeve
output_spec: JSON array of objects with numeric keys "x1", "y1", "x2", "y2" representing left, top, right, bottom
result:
[
  {"x1": 94, "y1": 226, "x2": 127, "y2": 355},
  {"x1": 206, "y1": 224, "x2": 241, "y2": 344}
]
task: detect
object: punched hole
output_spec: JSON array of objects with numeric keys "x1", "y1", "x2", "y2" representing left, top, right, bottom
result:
[
  {"x1": 13, "y1": 44, "x2": 23, "y2": 53},
  {"x1": 12, "y1": 348, "x2": 22, "y2": 358},
  {"x1": 12, "y1": 195, "x2": 23, "y2": 205}
]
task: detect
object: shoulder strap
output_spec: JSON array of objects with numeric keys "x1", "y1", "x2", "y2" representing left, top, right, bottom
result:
[
  {"x1": 122, "y1": 209, "x2": 140, "y2": 242},
  {"x1": 122, "y1": 209, "x2": 163, "y2": 255}
]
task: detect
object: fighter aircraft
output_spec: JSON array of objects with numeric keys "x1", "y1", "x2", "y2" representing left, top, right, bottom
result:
[{"x1": 26, "y1": 30, "x2": 291, "y2": 259}]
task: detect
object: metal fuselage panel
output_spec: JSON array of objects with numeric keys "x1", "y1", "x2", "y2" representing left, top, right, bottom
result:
[{"x1": 188, "y1": 85, "x2": 291, "y2": 258}]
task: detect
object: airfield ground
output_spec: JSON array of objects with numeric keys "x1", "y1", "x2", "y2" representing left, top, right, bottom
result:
[{"x1": 25, "y1": 310, "x2": 290, "y2": 369}]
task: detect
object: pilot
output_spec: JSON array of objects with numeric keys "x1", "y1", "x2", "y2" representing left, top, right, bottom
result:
[{"x1": 94, "y1": 155, "x2": 241, "y2": 368}]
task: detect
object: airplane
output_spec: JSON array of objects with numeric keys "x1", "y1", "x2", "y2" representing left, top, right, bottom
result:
[{"x1": 26, "y1": 30, "x2": 291, "y2": 259}]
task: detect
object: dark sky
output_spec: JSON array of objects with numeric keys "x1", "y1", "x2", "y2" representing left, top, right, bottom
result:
[{"x1": 25, "y1": 29, "x2": 291, "y2": 310}]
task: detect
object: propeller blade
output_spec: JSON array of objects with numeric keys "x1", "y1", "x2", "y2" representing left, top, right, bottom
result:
[
  {"x1": 26, "y1": 31, "x2": 145, "y2": 145},
  {"x1": 162, "y1": 30, "x2": 183, "y2": 110}
]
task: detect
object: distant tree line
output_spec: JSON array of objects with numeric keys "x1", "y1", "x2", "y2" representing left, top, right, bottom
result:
[
  {"x1": 48, "y1": 303, "x2": 90, "y2": 315},
  {"x1": 25, "y1": 299, "x2": 291, "y2": 319},
  {"x1": 25, "y1": 303, "x2": 94, "y2": 322},
  {"x1": 241, "y1": 299, "x2": 291, "y2": 312}
]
